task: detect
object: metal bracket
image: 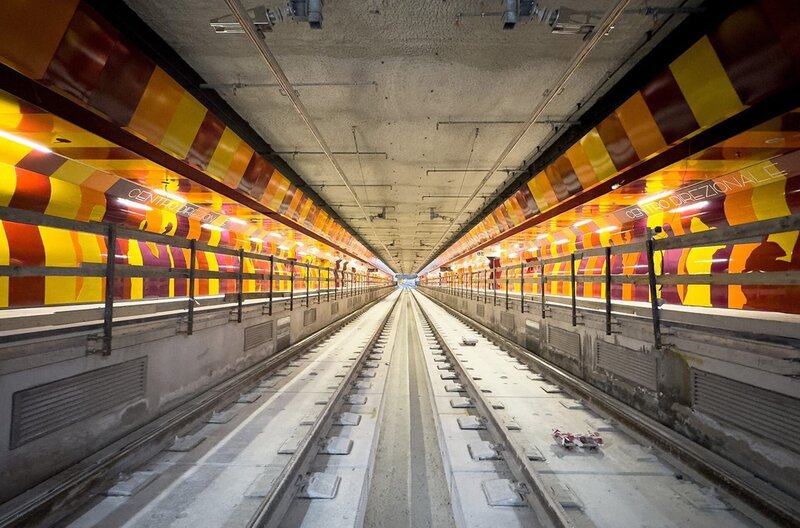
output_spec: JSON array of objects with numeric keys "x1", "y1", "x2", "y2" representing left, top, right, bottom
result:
[{"x1": 86, "y1": 334, "x2": 104, "y2": 355}]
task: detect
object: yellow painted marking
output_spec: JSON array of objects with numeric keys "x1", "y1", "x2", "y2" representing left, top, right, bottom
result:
[
  {"x1": 670, "y1": 37, "x2": 744, "y2": 127},
  {"x1": 40, "y1": 226, "x2": 78, "y2": 305},
  {"x1": 160, "y1": 93, "x2": 208, "y2": 159}
]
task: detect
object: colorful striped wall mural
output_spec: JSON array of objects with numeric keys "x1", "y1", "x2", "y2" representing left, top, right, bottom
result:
[{"x1": 423, "y1": 0, "x2": 800, "y2": 275}]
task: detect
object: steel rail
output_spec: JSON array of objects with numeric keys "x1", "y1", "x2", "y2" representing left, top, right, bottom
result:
[
  {"x1": 409, "y1": 292, "x2": 572, "y2": 528},
  {"x1": 246, "y1": 294, "x2": 401, "y2": 528},
  {"x1": 419, "y1": 0, "x2": 633, "y2": 269},
  {"x1": 0, "y1": 292, "x2": 393, "y2": 528},
  {"x1": 418, "y1": 290, "x2": 800, "y2": 527},
  {"x1": 224, "y1": 0, "x2": 397, "y2": 272}
]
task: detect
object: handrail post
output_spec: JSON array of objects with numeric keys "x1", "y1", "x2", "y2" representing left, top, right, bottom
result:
[
  {"x1": 571, "y1": 253, "x2": 577, "y2": 327},
  {"x1": 519, "y1": 261, "x2": 524, "y2": 313},
  {"x1": 289, "y1": 260, "x2": 295, "y2": 311},
  {"x1": 102, "y1": 224, "x2": 117, "y2": 355},
  {"x1": 505, "y1": 271, "x2": 509, "y2": 311},
  {"x1": 317, "y1": 266, "x2": 321, "y2": 304},
  {"x1": 236, "y1": 248, "x2": 244, "y2": 323},
  {"x1": 268, "y1": 255, "x2": 274, "y2": 316},
  {"x1": 646, "y1": 229, "x2": 662, "y2": 349},
  {"x1": 305, "y1": 262, "x2": 310, "y2": 307},
  {"x1": 494, "y1": 270, "x2": 497, "y2": 306},
  {"x1": 605, "y1": 246, "x2": 612, "y2": 335},
  {"x1": 540, "y1": 262, "x2": 546, "y2": 319},
  {"x1": 327, "y1": 267, "x2": 331, "y2": 302},
  {"x1": 187, "y1": 239, "x2": 197, "y2": 335},
  {"x1": 484, "y1": 270, "x2": 487, "y2": 304}
]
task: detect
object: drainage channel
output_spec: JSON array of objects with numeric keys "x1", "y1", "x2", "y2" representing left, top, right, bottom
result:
[
  {"x1": 411, "y1": 290, "x2": 769, "y2": 528},
  {"x1": 56, "y1": 291, "x2": 401, "y2": 528}
]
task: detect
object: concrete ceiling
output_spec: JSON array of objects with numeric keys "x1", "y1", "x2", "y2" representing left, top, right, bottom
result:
[{"x1": 125, "y1": 0, "x2": 694, "y2": 274}]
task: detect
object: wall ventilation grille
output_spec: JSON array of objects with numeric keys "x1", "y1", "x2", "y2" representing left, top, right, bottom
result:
[
  {"x1": 500, "y1": 312, "x2": 515, "y2": 332},
  {"x1": 476, "y1": 303, "x2": 485, "y2": 318},
  {"x1": 548, "y1": 326, "x2": 580, "y2": 359},
  {"x1": 244, "y1": 321, "x2": 273, "y2": 351},
  {"x1": 303, "y1": 308, "x2": 317, "y2": 326},
  {"x1": 10, "y1": 357, "x2": 147, "y2": 449},
  {"x1": 331, "y1": 302, "x2": 339, "y2": 315},
  {"x1": 692, "y1": 370, "x2": 800, "y2": 451},
  {"x1": 596, "y1": 341, "x2": 657, "y2": 390}
]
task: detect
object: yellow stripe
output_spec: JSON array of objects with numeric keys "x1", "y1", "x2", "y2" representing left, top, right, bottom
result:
[
  {"x1": 207, "y1": 128, "x2": 241, "y2": 181},
  {"x1": 579, "y1": 129, "x2": 616, "y2": 180},
  {"x1": 40, "y1": 226, "x2": 78, "y2": 305},
  {"x1": 127, "y1": 241, "x2": 144, "y2": 299},
  {"x1": 669, "y1": 37, "x2": 744, "y2": 127},
  {"x1": 44, "y1": 177, "x2": 82, "y2": 219},
  {"x1": 160, "y1": 93, "x2": 208, "y2": 159},
  {"x1": 0, "y1": 162, "x2": 17, "y2": 207},
  {"x1": 75, "y1": 232, "x2": 103, "y2": 302}
]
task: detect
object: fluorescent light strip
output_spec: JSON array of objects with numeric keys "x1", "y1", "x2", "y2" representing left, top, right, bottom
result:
[
  {"x1": 0, "y1": 129, "x2": 51, "y2": 153},
  {"x1": 637, "y1": 190, "x2": 672, "y2": 206},
  {"x1": 201, "y1": 223, "x2": 225, "y2": 232},
  {"x1": 595, "y1": 225, "x2": 617, "y2": 233},
  {"x1": 269, "y1": 232, "x2": 283, "y2": 238},
  {"x1": 553, "y1": 239, "x2": 569, "y2": 245},
  {"x1": 228, "y1": 217, "x2": 247, "y2": 225},
  {"x1": 249, "y1": 237, "x2": 263, "y2": 243},
  {"x1": 670, "y1": 200, "x2": 708, "y2": 214},
  {"x1": 117, "y1": 198, "x2": 153, "y2": 211},
  {"x1": 573, "y1": 219, "x2": 591, "y2": 227},
  {"x1": 536, "y1": 234, "x2": 549, "y2": 240},
  {"x1": 153, "y1": 189, "x2": 187, "y2": 203}
]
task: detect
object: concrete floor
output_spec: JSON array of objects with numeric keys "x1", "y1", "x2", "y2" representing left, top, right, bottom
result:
[{"x1": 364, "y1": 294, "x2": 456, "y2": 528}]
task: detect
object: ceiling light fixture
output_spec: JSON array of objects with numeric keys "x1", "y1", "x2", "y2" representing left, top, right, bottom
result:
[
  {"x1": 249, "y1": 237, "x2": 263, "y2": 243},
  {"x1": 117, "y1": 198, "x2": 153, "y2": 211},
  {"x1": 269, "y1": 232, "x2": 283, "y2": 238},
  {"x1": 536, "y1": 234, "x2": 549, "y2": 240},
  {"x1": 553, "y1": 239, "x2": 569, "y2": 245},
  {"x1": 228, "y1": 217, "x2": 247, "y2": 225},
  {"x1": 201, "y1": 223, "x2": 225, "y2": 232},
  {"x1": 0, "y1": 129, "x2": 51, "y2": 153},
  {"x1": 573, "y1": 219, "x2": 591, "y2": 227}
]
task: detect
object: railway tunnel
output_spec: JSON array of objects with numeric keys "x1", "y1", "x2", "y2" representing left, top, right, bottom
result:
[{"x1": 0, "y1": 0, "x2": 799, "y2": 526}]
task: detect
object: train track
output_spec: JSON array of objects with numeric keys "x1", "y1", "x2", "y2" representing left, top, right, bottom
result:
[
  {"x1": 0, "y1": 291, "x2": 394, "y2": 528},
  {"x1": 7, "y1": 288, "x2": 792, "y2": 527},
  {"x1": 414, "y1": 289, "x2": 796, "y2": 528}
]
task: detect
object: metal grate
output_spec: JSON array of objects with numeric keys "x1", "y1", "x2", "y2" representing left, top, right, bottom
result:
[
  {"x1": 10, "y1": 357, "x2": 147, "y2": 449},
  {"x1": 500, "y1": 312, "x2": 515, "y2": 332},
  {"x1": 525, "y1": 320, "x2": 540, "y2": 351},
  {"x1": 692, "y1": 370, "x2": 800, "y2": 451},
  {"x1": 303, "y1": 308, "x2": 317, "y2": 326},
  {"x1": 548, "y1": 326, "x2": 580, "y2": 360},
  {"x1": 331, "y1": 302, "x2": 339, "y2": 315},
  {"x1": 244, "y1": 321, "x2": 273, "y2": 351},
  {"x1": 476, "y1": 303, "x2": 485, "y2": 318},
  {"x1": 596, "y1": 341, "x2": 657, "y2": 390}
]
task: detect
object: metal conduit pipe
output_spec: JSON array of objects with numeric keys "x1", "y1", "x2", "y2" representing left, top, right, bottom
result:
[
  {"x1": 224, "y1": 0, "x2": 398, "y2": 271},
  {"x1": 419, "y1": 0, "x2": 633, "y2": 272}
]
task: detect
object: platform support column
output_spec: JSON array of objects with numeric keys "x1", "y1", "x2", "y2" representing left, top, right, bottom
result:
[
  {"x1": 540, "y1": 262, "x2": 546, "y2": 319},
  {"x1": 237, "y1": 248, "x2": 244, "y2": 323},
  {"x1": 188, "y1": 239, "x2": 197, "y2": 335},
  {"x1": 605, "y1": 246, "x2": 612, "y2": 335},
  {"x1": 102, "y1": 224, "x2": 117, "y2": 355},
  {"x1": 289, "y1": 260, "x2": 295, "y2": 311},
  {"x1": 646, "y1": 229, "x2": 662, "y2": 349},
  {"x1": 571, "y1": 253, "x2": 577, "y2": 327},
  {"x1": 268, "y1": 255, "x2": 274, "y2": 316}
]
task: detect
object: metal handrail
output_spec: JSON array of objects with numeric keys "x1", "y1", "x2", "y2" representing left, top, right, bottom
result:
[{"x1": 426, "y1": 213, "x2": 800, "y2": 348}]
